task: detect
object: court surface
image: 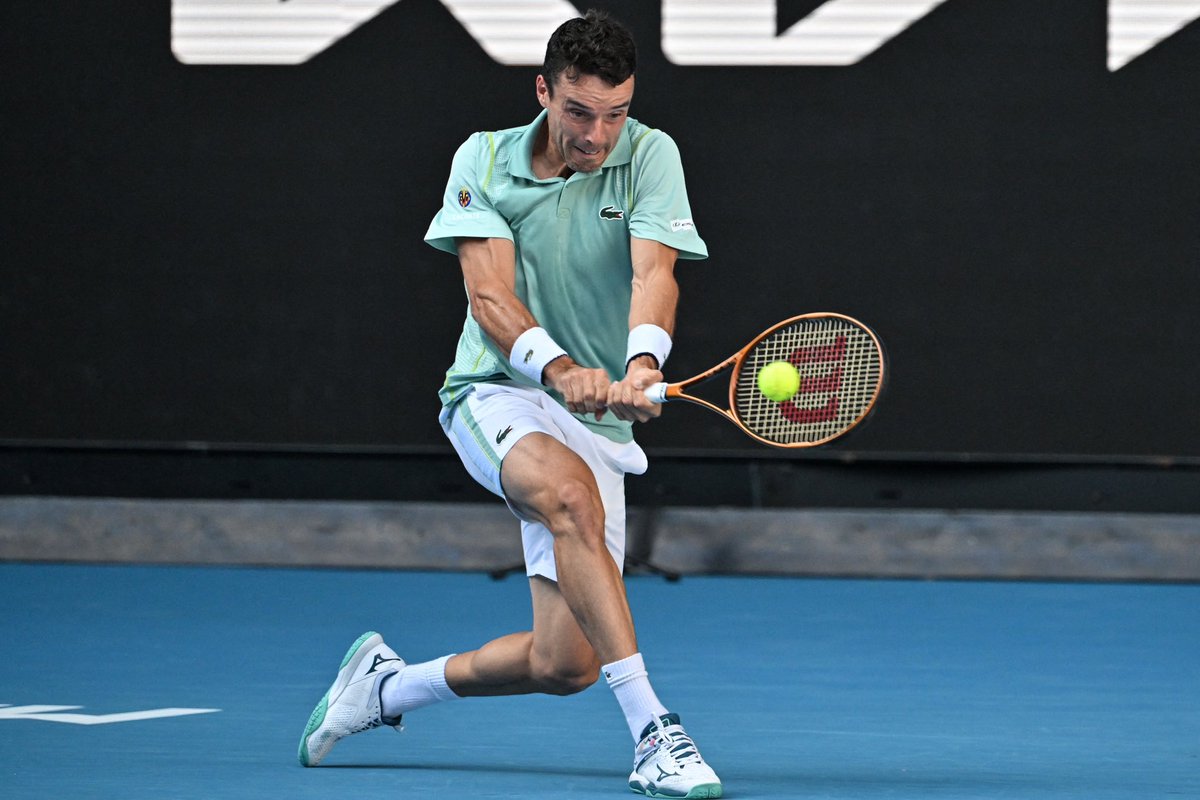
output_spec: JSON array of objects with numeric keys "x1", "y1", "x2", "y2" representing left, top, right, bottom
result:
[{"x1": 1, "y1": 562, "x2": 1196, "y2": 799}]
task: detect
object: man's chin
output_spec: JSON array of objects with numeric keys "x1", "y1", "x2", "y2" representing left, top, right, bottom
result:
[
  {"x1": 568, "y1": 148, "x2": 607, "y2": 173},
  {"x1": 569, "y1": 157, "x2": 604, "y2": 173}
]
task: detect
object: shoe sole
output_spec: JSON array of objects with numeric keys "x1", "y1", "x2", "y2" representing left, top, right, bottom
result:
[
  {"x1": 629, "y1": 780, "x2": 723, "y2": 798},
  {"x1": 297, "y1": 631, "x2": 380, "y2": 767}
]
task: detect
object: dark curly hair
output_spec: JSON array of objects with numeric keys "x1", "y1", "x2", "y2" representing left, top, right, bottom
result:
[{"x1": 542, "y1": 9, "x2": 637, "y2": 95}]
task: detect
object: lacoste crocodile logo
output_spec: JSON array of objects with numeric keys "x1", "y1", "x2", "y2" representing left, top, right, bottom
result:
[
  {"x1": 496, "y1": 425, "x2": 514, "y2": 445},
  {"x1": 599, "y1": 205, "x2": 624, "y2": 220}
]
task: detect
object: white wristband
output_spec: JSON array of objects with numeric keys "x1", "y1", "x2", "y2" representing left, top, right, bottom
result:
[
  {"x1": 625, "y1": 323, "x2": 672, "y2": 370},
  {"x1": 510, "y1": 326, "x2": 568, "y2": 385}
]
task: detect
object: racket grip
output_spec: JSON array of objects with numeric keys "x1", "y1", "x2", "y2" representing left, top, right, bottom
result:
[{"x1": 643, "y1": 382, "x2": 669, "y2": 404}]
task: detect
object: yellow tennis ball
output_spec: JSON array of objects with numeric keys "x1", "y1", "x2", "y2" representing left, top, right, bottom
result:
[{"x1": 757, "y1": 361, "x2": 801, "y2": 402}]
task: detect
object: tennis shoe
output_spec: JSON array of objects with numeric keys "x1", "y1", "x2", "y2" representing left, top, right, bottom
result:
[
  {"x1": 298, "y1": 631, "x2": 405, "y2": 767},
  {"x1": 628, "y1": 713, "x2": 722, "y2": 798}
]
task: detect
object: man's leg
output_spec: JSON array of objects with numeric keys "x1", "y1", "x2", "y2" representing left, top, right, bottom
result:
[
  {"x1": 386, "y1": 433, "x2": 665, "y2": 715},
  {"x1": 445, "y1": 574, "x2": 597, "y2": 697},
  {"x1": 431, "y1": 430, "x2": 636, "y2": 696},
  {"x1": 439, "y1": 431, "x2": 721, "y2": 797},
  {"x1": 497, "y1": 431, "x2": 637, "y2": 664},
  {"x1": 302, "y1": 388, "x2": 720, "y2": 793}
]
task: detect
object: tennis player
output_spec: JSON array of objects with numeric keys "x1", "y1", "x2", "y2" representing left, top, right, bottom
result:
[{"x1": 299, "y1": 10, "x2": 721, "y2": 797}]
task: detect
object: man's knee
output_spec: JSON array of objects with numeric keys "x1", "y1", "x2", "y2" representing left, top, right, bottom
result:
[
  {"x1": 532, "y1": 653, "x2": 600, "y2": 696},
  {"x1": 549, "y1": 477, "x2": 605, "y2": 538}
]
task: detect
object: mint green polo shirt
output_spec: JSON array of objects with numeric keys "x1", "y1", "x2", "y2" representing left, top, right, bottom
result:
[{"x1": 426, "y1": 110, "x2": 708, "y2": 443}]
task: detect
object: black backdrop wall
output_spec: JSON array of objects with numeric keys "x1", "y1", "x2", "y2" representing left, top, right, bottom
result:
[{"x1": 3, "y1": 1, "x2": 1199, "y2": 467}]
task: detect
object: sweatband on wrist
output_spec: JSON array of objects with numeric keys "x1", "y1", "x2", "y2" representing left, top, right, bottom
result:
[
  {"x1": 625, "y1": 323, "x2": 672, "y2": 370},
  {"x1": 510, "y1": 326, "x2": 568, "y2": 385}
]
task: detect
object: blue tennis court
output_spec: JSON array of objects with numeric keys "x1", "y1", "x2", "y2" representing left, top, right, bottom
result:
[{"x1": 2, "y1": 562, "x2": 1196, "y2": 799}]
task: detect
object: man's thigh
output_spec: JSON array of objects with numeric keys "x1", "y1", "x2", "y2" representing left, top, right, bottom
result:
[
  {"x1": 499, "y1": 430, "x2": 602, "y2": 528},
  {"x1": 440, "y1": 382, "x2": 558, "y2": 503},
  {"x1": 441, "y1": 382, "x2": 644, "y2": 580}
]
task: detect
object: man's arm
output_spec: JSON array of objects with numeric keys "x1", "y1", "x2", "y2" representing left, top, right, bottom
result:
[
  {"x1": 629, "y1": 236, "x2": 680, "y2": 341},
  {"x1": 607, "y1": 237, "x2": 679, "y2": 422},
  {"x1": 457, "y1": 236, "x2": 612, "y2": 417},
  {"x1": 457, "y1": 236, "x2": 534, "y2": 351}
]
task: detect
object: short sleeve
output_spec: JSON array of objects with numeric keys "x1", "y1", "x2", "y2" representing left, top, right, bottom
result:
[
  {"x1": 424, "y1": 132, "x2": 514, "y2": 255},
  {"x1": 627, "y1": 131, "x2": 708, "y2": 260}
]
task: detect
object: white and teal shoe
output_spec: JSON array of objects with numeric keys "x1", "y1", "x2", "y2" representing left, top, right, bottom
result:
[
  {"x1": 628, "y1": 713, "x2": 723, "y2": 798},
  {"x1": 298, "y1": 631, "x2": 405, "y2": 767}
]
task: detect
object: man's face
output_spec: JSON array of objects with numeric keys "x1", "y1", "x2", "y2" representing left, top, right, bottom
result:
[{"x1": 537, "y1": 70, "x2": 635, "y2": 174}]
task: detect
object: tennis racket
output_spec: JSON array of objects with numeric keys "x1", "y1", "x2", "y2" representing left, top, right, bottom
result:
[{"x1": 644, "y1": 313, "x2": 885, "y2": 448}]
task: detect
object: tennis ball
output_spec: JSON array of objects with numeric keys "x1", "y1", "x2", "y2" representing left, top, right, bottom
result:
[{"x1": 757, "y1": 361, "x2": 801, "y2": 402}]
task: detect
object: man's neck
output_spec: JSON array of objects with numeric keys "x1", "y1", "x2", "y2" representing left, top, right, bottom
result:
[{"x1": 531, "y1": 121, "x2": 572, "y2": 180}]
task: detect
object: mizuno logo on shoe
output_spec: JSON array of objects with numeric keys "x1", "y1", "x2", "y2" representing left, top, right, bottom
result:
[
  {"x1": 365, "y1": 654, "x2": 404, "y2": 674},
  {"x1": 657, "y1": 766, "x2": 679, "y2": 780}
]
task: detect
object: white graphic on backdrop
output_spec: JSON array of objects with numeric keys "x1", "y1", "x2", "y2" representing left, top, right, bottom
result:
[
  {"x1": 170, "y1": 0, "x2": 1200, "y2": 71},
  {"x1": 171, "y1": 0, "x2": 577, "y2": 65},
  {"x1": 1108, "y1": 0, "x2": 1200, "y2": 70},
  {"x1": 662, "y1": 0, "x2": 948, "y2": 66}
]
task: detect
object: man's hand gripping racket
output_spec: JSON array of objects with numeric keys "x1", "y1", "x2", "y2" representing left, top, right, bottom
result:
[{"x1": 644, "y1": 313, "x2": 885, "y2": 448}]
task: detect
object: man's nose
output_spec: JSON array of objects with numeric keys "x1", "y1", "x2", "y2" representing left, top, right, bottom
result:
[{"x1": 582, "y1": 117, "x2": 604, "y2": 141}]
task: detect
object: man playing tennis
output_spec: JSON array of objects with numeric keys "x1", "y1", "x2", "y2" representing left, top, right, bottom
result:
[{"x1": 299, "y1": 10, "x2": 721, "y2": 797}]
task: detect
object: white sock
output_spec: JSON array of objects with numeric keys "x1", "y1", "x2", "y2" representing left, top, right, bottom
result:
[
  {"x1": 380, "y1": 655, "x2": 459, "y2": 719},
  {"x1": 603, "y1": 652, "x2": 669, "y2": 742}
]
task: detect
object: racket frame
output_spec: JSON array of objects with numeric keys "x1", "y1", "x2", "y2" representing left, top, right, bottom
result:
[{"x1": 650, "y1": 312, "x2": 885, "y2": 449}]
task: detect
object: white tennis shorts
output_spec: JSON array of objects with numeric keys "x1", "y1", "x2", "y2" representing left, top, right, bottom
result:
[{"x1": 439, "y1": 381, "x2": 648, "y2": 581}]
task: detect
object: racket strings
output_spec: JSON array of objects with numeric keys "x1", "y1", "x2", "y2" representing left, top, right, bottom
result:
[{"x1": 733, "y1": 318, "x2": 882, "y2": 446}]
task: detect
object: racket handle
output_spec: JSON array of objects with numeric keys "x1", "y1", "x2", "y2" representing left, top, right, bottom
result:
[{"x1": 643, "y1": 382, "x2": 669, "y2": 404}]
